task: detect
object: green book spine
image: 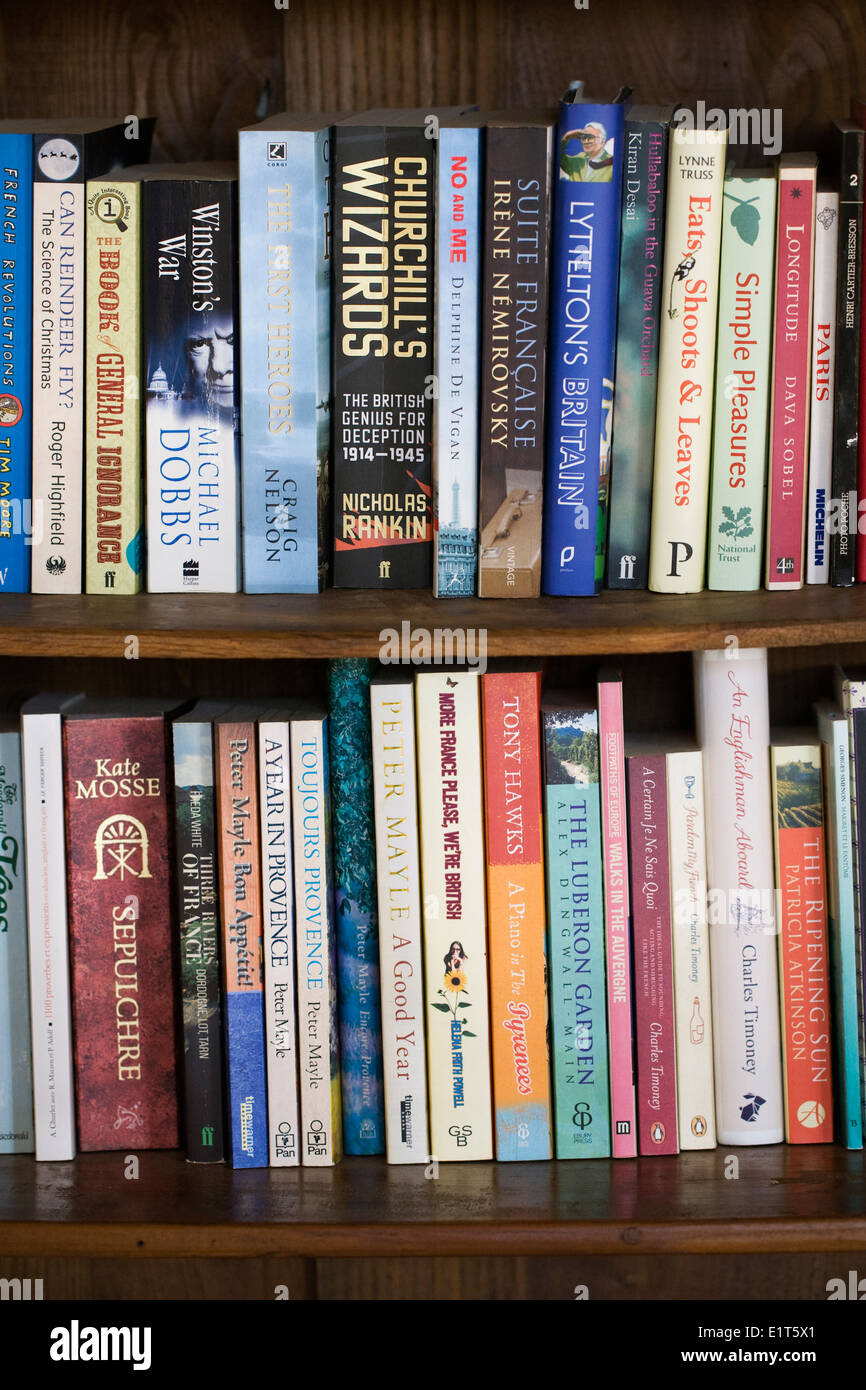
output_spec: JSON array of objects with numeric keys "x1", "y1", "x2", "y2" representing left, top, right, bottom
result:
[{"x1": 707, "y1": 170, "x2": 776, "y2": 590}]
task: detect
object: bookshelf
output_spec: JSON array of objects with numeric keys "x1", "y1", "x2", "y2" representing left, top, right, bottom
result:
[{"x1": 2, "y1": 0, "x2": 866, "y2": 1302}]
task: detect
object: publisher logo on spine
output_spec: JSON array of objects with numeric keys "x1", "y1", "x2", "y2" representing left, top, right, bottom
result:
[
  {"x1": 267, "y1": 142, "x2": 288, "y2": 164},
  {"x1": 37, "y1": 138, "x2": 80, "y2": 181}
]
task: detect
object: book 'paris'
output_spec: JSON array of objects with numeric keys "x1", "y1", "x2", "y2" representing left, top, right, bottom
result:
[
  {"x1": 806, "y1": 189, "x2": 839, "y2": 585},
  {"x1": 239, "y1": 114, "x2": 340, "y2": 593},
  {"x1": 0, "y1": 721, "x2": 32, "y2": 1152},
  {"x1": 542, "y1": 86, "x2": 629, "y2": 596},
  {"x1": 0, "y1": 126, "x2": 33, "y2": 592},
  {"x1": 829, "y1": 122, "x2": 864, "y2": 585}
]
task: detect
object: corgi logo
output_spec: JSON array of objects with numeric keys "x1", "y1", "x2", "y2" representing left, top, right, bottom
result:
[{"x1": 739, "y1": 1093, "x2": 766, "y2": 1123}]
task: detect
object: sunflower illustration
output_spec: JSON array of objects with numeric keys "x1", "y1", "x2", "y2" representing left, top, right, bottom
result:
[{"x1": 443, "y1": 968, "x2": 467, "y2": 993}]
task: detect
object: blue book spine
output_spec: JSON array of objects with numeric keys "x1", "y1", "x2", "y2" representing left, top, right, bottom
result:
[
  {"x1": 327, "y1": 659, "x2": 385, "y2": 1153},
  {"x1": 542, "y1": 100, "x2": 625, "y2": 596},
  {"x1": 542, "y1": 703, "x2": 610, "y2": 1157},
  {"x1": 434, "y1": 125, "x2": 481, "y2": 596},
  {"x1": 0, "y1": 137, "x2": 32, "y2": 591},
  {"x1": 0, "y1": 730, "x2": 33, "y2": 1151},
  {"x1": 240, "y1": 128, "x2": 331, "y2": 593}
]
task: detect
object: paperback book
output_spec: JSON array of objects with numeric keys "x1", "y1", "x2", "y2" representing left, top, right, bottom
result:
[
  {"x1": 830, "y1": 121, "x2": 864, "y2": 585},
  {"x1": 0, "y1": 125, "x2": 33, "y2": 592},
  {"x1": 806, "y1": 190, "x2": 839, "y2": 584},
  {"x1": 0, "y1": 723, "x2": 32, "y2": 1152}
]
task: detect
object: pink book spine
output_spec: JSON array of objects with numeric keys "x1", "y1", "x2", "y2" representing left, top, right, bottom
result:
[
  {"x1": 598, "y1": 676, "x2": 637, "y2": 1157},
  {"x1": 766, "y1": 166, "x2": 816, "y2": 589},
  {"x1": 627, "y1": 754, "x2": 679, "y2": 1155}
]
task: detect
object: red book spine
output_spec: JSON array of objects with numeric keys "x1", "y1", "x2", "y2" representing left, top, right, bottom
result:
[
  {"x1": 63, "y1": 715, "x2": 179, "y2": 1151},
  {"x1": 627, "y1": 753, "x2": 678, "y2": 1154}
]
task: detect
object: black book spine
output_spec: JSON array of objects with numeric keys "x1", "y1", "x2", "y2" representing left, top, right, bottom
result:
[
  {"x1": 830, "y1": 125, "x2": 864, "y2": 586},
  {"x1": 332, "y1": 125, "x2": 435, "y2": 588},
  {"x1": 478, "y1": 123, "x2": 553, "y2": 598}
]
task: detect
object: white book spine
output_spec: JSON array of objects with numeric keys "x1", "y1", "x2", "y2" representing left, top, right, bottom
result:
[
  {"x1": 259, "y1": 721, "x2": 300, "y2": 1167},
  {"x1": 21, "y1": 709, "x2": 76, "y2": 1159},
  {"x1": 370, "y1": 680, "x2": 430, "y2": 1163},
  {"x1": 32, "y1": 182, "x2": 84, "y2": 592},
  {"x1": 667, "y1": 748, "x2": 716, "y2": 1149},
  {"x1": 694, "y1": 647, "x2": 784, "y2": 1144},
  {"x1": 290, "y1": 716, "x2": 342, "y2": 1165},
  {"x1": 806, "y1": 191, "x2": 839, "y2": 585},
  {"x1": 416, "y1": 670, "x2": 493, "y2": 1161}
]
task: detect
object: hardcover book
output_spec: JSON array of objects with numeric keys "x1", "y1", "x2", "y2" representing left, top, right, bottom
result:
[
  {"x1": 214, "y1": 708, "x2": 268, "y2": 1168},
  {"x1": 771, "y1": 736, "x2": 834, "y2": 1142},
  {"x1": 144, "y1": 164, "x2": 240, "y2": 593},
  {"x1": 626, "y1": 747, "x2": 678, "y2": 1154},
  {"x1": 63, "y1": 700, "x2": 180, "y2": 1151},
  {"x1": 239, "y1": 114, "x2": 340, "y2": 593},
  {"x1": 482, "y1": 667, "x2": 552, "y2": 1160},
  {"x1": 765, "y1": 154, "x2": 818, "y2": 590},
  {"x1": 693, "y1": 649, "x2": 784, "y2": 1144},
  {"x1": 416, "y1": 669, "x2": 493, "y2": 1161},
  {"x1": 21, "y1": 693, "x2": 82, "y2": 1161},
  {"x1": 0, "y1": 723, "x2": 32, "y2": 1152},
  {"x1": 648, "y1": 124, "x2": 727, "y2": 593},
  {"x1": 327, "y1": 659, "x2": 384, "y2": 1154},
  {"x1": 478, "y1": 112, "x2": 554, "y2": 598},
  {"x1": 370, "y1": 674, "x2": 430, "y2": 1163},
  {"x1": 331, "y1": 111, "x2": 436, "y2": 588},
  {"x1": 830, "y1": 120, "x2": 864, "y2": 585},
  {"x1": 543, "y1": 693, "x2": 610, "y2": 1158},
  {"x1": 806, "y1": 191, "x2": 839, "y2": 584},
  {"x1": 605, "y1": 105, "x2": 671, "y2": 590},
  {"x1": 543, "y1": 87, "x2": 628, "y2": 596},
  {"x1": 290, "y1": 708, "x2": 342, "y2": 1165},
  {"x1": 707, "y1": 169, "x2": 776, "y2": 591},
  {"x1": 31, "y1": 118, "x2": 154, "y2": 593},
  {"x1": 172, "y1": 703, "x2": 226, "y2": 1164},
  {"x1": 85, "y1": 174, "x2": 144, "y2": 594},
  {"x1": 0, "y1": 126, "x2": 33, "y2": 592}
]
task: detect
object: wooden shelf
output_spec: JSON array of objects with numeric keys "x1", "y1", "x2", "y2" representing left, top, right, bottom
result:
[
  {"x1": 1, "y1": 1147, "x2": 865, "y2": 1258},
  {"x1": 3, "y1": 586, "x2": 866, "y2": 659}
]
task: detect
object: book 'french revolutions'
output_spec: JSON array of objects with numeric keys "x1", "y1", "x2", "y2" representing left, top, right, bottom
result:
[
  {"x1": 0, "y1": 125, "x2": 33, "y2": 592},
  {"x1": 144, "y1": 164, "x2": 240, "y2": 592},
  {"x1": 239, "y1": 115, "x2": 339, "y2": 593},
  {"x1": 332, "y1": 110, "x2": 436, "y2": 588},
  {"x1": 648, "y1": 123, "x2": 727, "y2": 593}
]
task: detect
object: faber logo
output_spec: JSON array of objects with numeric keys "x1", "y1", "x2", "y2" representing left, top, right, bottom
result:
[
  {"x1": 50, "y1": 1321, "x2": 152, "y2": 1371},
  {"x1": 618, "y1": 554, "x2": 636, "y2": 581}
]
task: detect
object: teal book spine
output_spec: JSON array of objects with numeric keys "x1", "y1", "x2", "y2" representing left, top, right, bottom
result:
[
  {"x1": 0, "y1": 729, "x2": 33, "y2": 1152},
  {"x1": 542, "y1": 698, "x2": 610, "y2": 1157},
  {"x1": 707, "y1": 169, "x2": 776, "y2": 590},
  {"x1": 327, "y1": 659, "x2": 385, "y2": 1153}
]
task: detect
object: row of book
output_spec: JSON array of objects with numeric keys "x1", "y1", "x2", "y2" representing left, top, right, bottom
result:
[
  {"x1": 2, "y1": 649, "x2": 864, "y2": 1165},
  {"x1": 2, "y1": 94, "x2": 866, "y2": 598}
]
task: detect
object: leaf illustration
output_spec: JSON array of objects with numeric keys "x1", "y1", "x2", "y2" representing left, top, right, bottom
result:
[
  {"x1": 462, "y1": 1030, "x2": 477, "y2": 1038},
  {"x1": 722, "y1": 506, "x2": 737, "y2": 522},
  {"x1": 431, "y1": 1002, "x2": 451, "y2": 1012},
  {"x1": 731, "y1": 200, "x2": 760, "y2": 245},
  {"x1": 736, "y1": 507, "x2": 750, "y2": 520},
  {"x1": 719, "y1": 521, "x2": 736, "y2": 536},
  {"x1": 738, "y1": 523, "x2": 754, "y2": 538},
  {"x1": 458, "y1": 1001, "x2": 471, "y2": 1008}
]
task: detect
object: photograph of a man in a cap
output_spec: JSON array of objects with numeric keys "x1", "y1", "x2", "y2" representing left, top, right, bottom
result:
[{"x1": 559, "y1": 121, "x2": 614, "y2": 182}]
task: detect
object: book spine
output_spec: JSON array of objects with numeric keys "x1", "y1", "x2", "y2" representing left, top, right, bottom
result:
[
  {"x1": 831, "y1": 129, "x2": 864, "y2": 585},
  {"x1": 482, "y1": 670, "x2": 552, "y2": 1160},
  {"x1": 327, "y1": 659, "x2": 385, "y2": 1154},
  {"x1": 0, "y1": 733, "x2": 33, "y2": 1151},
  {"x1": 32, "y1": 138, "x2": 87, "y2": 593},
  {"x1": 0, "y1": 135, "x2": 33, "y2": 592},
  {"x1": 478, "y1": 124, "x2": 552, "y2": 598},
  {"x1": 606, "y1": 116, "x2": 668, "y2": 590},
  {"x1": 332, "y1": 126, "x2": 434, "y2": 588},
  {"x1": 144, "y1": 179, "x2": 240, "y2": 592},
  {"x1": 667, "y1": 749, "x2": 716, "y2": 1149},
  {"x1": 598, "y1": 677, "x2": 636, "y2": 1155},
  {"x1": 818, "y1": 708, "x2": 863, "y2": 1147},
  {"x1": 627, "y1": 754, "x2": 678, "y2": 1153},
  {"x1": 85, "y1": 180, "x2": 143, "y2": 594},
  {"x1": 22, "y1": 708, "x2": 76, "y2": 1160},
  {"x1": 172, "y1": 719, "x2": 225, "y2": 1163},
  {"x1": 214, "y1": 721, "x2": 267, "y2": 1168},
  {"x1": 806, "y1": 193, "x2": 839, "y2": 584},
  {"x1": 543, "y1": 101, "x2": 625, "y2": 596},
  {"x1": 291, "y1": 716, "x2": 342, "y2": 1165},
  {"x1": 258, "y1": 721, "x2": 300, "y2": 1166},
  {"x1": 771, "y1": 744, "x2": 834, "y2": 1142},
  {"x1": 848, "y1": 702, "x2": 866, "y2": 1137},
  {"x1": 765, "y1": 167, "x2": 817, "y2": 589},
  {"x1": 693, "y1": 649, "x2": 784, "y2": 1143},
  {"x1": 433, "y1": 125, "x2": 481, "y2": 597},
  {"x1": 416, "y1": 670, "x2": 493, "y2": 1160},
  {"x1": 542, "y1": 703, "x2": 610, "y2": 1158},
  {"x1": 240, "y1": 129, "x2": 331, "y2": 593},
  {"x1": 370, "y1": 680, "x2": 430, "y2": 1163},
  {"x1": 648, "y1": 127, "x2": 727, "y2": 593},
  {"x1": 707, "y1": 172, "x2": 776, "y2": 591},
  {"x1": 63, "y1": 715, "x2": 179, "y2": 1151}
]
